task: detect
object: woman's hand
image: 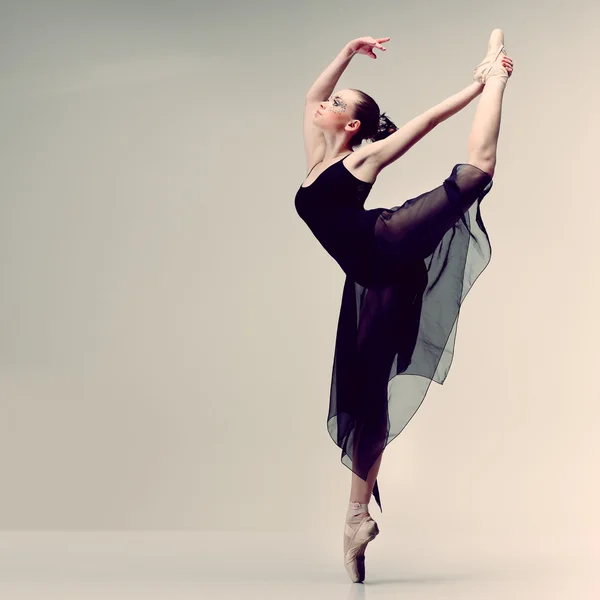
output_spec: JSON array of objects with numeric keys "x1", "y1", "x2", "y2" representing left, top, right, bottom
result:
[
  {"x1": 501, "y1": 55, "x2": 514, "y2": 77},
  {"x1": 347, "y1": 37, "x2": 390, "y2": 59}
]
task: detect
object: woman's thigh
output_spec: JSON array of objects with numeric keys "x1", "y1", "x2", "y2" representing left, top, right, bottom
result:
[{"x1": 373, "y1": 164, "x2": 493, "y2": 262}]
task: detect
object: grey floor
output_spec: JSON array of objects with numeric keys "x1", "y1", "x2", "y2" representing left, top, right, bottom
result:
[{"x1": 0, "y1": 531, "x2": 597, "y2": 599}]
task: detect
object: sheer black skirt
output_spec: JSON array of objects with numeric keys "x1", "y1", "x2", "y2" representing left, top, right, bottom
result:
[{"x1": 328, "y1": 164, "x2": 494, "y2": 512}]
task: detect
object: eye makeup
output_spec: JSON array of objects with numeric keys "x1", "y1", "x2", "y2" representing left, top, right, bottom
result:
[{"x1": 328, "y1": 95, "x2": 347, "y2": 114}]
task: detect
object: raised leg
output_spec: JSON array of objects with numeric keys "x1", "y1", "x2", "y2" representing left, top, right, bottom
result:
[
  {"x1": 467, "y1": 29, "x2": 512, "y2": 177},
  {"x1": 466, "y1": 78, "x2": 507, "y2": 177}
]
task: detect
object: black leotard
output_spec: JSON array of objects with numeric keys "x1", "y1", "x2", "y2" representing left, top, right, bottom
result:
[{"x1": 295, "y1": 154, "x2": 384, "y2": 287}]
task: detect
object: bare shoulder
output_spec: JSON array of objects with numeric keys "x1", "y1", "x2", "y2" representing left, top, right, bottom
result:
[{"x1": 343, "y1": 144, "x2": 385, "y2": 184}]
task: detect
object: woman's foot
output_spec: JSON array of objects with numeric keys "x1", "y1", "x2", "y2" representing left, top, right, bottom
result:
[
  {"x1": 344, "y1": 502, "x2": 379, "y2": 583},
  {"x1": 473, "y1": 29, "x2": 512, "y2": 84}
]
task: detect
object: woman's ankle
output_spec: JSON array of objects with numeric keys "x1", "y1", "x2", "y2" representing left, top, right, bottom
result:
[{"x1": 347, "y1": 501, "x2": 370, "y2": 519}]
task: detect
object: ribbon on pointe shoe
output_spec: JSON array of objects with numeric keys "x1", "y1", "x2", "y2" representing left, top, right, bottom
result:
[{"x1": 473, "y1": 44, "x2": 509, "y2": 84}]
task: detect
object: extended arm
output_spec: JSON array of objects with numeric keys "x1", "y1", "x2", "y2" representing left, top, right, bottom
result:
[
  {"x1": 303, "y1": 44, "x2": 356, "y2": 169},
  {"x1": 306, "y1": 44, "x2": 355, "y2": 103},
  {"x1": 303, "y1": 37, "x2": 389, "y2": 171},
  {"x1": 364, "y1": 82, "x2": 485, "y2": 171}
]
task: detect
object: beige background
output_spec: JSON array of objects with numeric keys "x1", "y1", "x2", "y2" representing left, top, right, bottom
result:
[{"x1": 0, "y1": 0, "x2": 598, "y2": 549}]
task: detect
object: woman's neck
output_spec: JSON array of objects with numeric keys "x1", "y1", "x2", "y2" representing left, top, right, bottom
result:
[{"x1": 323, "y1": 148, "x2": 353, "y2": 162}]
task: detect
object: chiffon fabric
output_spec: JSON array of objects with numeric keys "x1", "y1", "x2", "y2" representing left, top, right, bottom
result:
[{"x1": 294, "y1": 155, "x2": 493, "y2": 512}]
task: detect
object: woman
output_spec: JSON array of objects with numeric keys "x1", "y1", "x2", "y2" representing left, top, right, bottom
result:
[{"x1": 294, "y1": 30, "x2": 513, "y2": 583}]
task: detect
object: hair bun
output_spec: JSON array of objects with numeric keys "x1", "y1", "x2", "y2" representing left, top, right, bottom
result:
[
  {"x1": 373, "y1": 112, "x2": 398, "y2": 141},
  {"x1": 378, "y1": 112, "x2": 395, "y2": 129}
]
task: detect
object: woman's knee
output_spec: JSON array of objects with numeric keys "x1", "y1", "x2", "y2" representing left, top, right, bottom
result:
[{"x1": 465, "y1": 158, "x2": 495, "y2": 179}]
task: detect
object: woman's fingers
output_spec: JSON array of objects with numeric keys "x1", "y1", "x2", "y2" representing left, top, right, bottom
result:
[
  {"x1": 349, "y1": 35, "x2": 389, "y2": 57},
  {"x1": 501, "y1": 55, "x2": 514, "y2": 75},
  {"x1": 371, "y1": 37, "x2": 389, "y2": 50}
]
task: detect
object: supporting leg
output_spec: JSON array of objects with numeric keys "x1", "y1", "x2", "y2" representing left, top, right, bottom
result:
[
  {"x1": 350, "y1": 451, "x2": 383, "y2": 512},
  {"x1": 345, "y1": 447, "x2": 382, "y2": 583}
]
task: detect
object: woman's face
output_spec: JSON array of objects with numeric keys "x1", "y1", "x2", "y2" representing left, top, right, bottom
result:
[{"x1": 315, "y1": 89, "x2": 359, "y2": 134}]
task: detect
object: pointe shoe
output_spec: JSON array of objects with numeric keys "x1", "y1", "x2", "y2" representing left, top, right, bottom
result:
[
  {"x1": 343, "y1": 515, "x2": 379, "y2": 583},
  {"x1": 473, "y1": 29, "x2": 509, "y2": 84}
]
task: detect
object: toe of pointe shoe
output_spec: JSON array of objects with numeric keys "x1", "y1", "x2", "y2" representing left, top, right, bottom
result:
[
  {"x1": 488, "y1": 28, "x2": 505, "y2": 51},
  {"x1": 344, "y1": 559, "x2": 364, "y2": 583}
]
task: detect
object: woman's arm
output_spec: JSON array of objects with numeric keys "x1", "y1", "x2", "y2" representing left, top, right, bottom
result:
[
  {"x1": 304, "y1": 37, "x2": 389, "y2": 171},
  {"x1": 306, "y1": 43, "x2": 356, "y2": 102},
  {"x1": 303, "y1": 44, "x2": 355, "y2": 169},
  {"x1": 362, "y1": 82, "x2": 485, "y2": 171},
  {"x1": 306, "y1": 36, "x2": 389, "y2": 100}
]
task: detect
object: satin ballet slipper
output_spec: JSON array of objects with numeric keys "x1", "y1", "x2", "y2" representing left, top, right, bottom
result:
[
  {"x1": 343, "y1": 515, "x2": 379, "y2": 583},
  {"x1": 473, "y1": 28, "x2": 509, "y2": 84}
]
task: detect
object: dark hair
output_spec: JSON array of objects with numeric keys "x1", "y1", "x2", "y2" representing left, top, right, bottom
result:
[{"x1": 349, "y1": 89, "x2": 398, "y2": 146}]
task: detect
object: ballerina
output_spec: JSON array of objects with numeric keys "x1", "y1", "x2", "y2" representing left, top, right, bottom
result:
[{"x1": 294, "y1": 29, "x2": 513, "y2": 583}]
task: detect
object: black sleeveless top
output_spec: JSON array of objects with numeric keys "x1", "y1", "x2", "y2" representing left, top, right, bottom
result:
[{"x1": 294, "y1": 155, "x2": 382, "y2": 285}]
